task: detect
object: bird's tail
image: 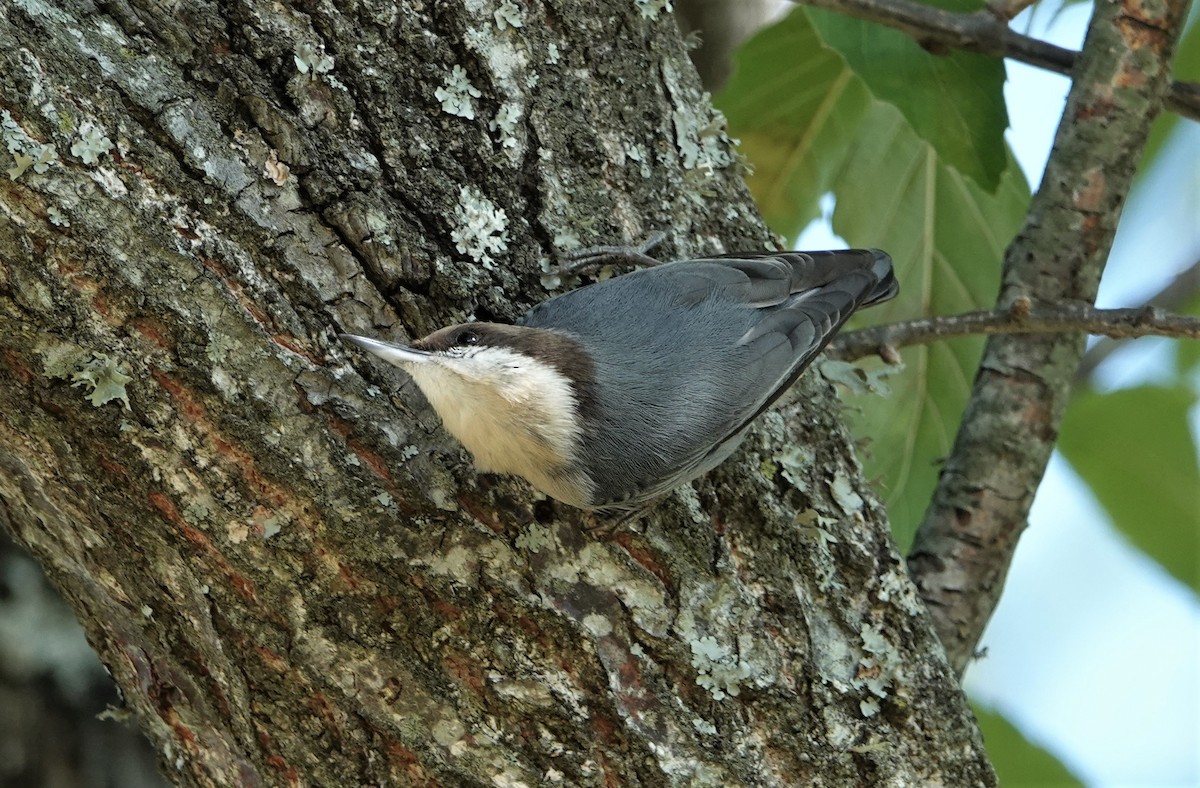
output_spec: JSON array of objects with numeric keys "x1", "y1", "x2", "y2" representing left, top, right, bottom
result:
[
  {"x1": 781, "y1": 248, "x2": 898, "y2": 308},
  {"x1": 861, "y1": 249, "x2": 898, "y2": 306}
]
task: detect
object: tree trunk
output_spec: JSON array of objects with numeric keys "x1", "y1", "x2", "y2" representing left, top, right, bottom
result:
[{"x1": 0, "y1": 1, "x2": 993, "y2": 784}]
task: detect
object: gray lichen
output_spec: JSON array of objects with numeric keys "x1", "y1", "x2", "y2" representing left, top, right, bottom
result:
[
  {"x1": 70, "y1": 121, "x2": 113, "y2": 165},
  {"x1": 3, "y1": 110, "x2": 58, "y2": 180},
  {"x1": 435, "y1": 65, "x2": 482, "y2": 119},
  {"x1": 70, "y1": 353, "x2": 132, "y2": 409},
  {"x1": 294, "y1": 42, "x2": 335, "y2": 75},
  {"x1": 451, "y1": 186, "x2": 509, "y2": 266}
]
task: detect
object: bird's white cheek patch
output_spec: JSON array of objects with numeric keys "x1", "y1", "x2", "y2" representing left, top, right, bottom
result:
[{"x1": 401, "y1": 353, "x2": 594, "y2": 505}]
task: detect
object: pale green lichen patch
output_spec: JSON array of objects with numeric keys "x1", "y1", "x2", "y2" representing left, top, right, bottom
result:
[
  {"x1": 451, "y1": 186, "x2": 509, "y2": 266},
  {"x1": 294, "y1": 42, "x2": 335, "y2": 75},
  {"x1": 490, "y1": 677, "x2": 554, "y2": 708},
  {"x1": 829, "y1": 468, "x2": 864, "y2": 513},
  {"x1": 538, "y1": 257, "x2": 563, "y2": 291},
  {"x1": 12, "y1": 0, "x2": 71, "y2": 22},
  {"x1": 489, "y1": 102, "x2": 521, "y2": 149},
  {"x1": 259, "y1": 512, "x2": 287, "y2": 539},
  {"x1": 689, "y1": 635, "x2": 755, "y2": 700},
  {"x1": 417, "y1": 544, "x2": 478, "y2": 584},
  {"x1": 431, "y1": 716, "x2": 466, "y2": 748},
  {"x1": 3, "y1": 110, "x2": 57, "y2": 181},
  {"x1": 41, "y1": 343, "x2": 89, "y2": 379},
  {"x1": 544, "y1": 542, "x2": 669, "y2": 636},
  {"x1": 493, "y1": 1, "x2": 523, "y2": 29},
  {"x1": 453, "y1": 4, "x2": 531, "y2": 164},
  {"x1": 581, "y1": 612, "x2": 613, "y2": 637},
  {"x1": 675, "y1": 584, "x2": 774, "y2": 701},
  {"x1": 663, "y1": 68, "x2": 737, "y2": 177},
  {"x1": 626, "y1": 143, "x2": 652, "y2": 179},
  {"x1": 7, "y1": 146, "x2": 56, "y2": 180},
  {"x1": 70, "y1": 121, "x2": 113, "y2": 164},
  {"x1": 428, "y1": 486, "x2": 458, "y2": 511},
  {"x1": 819, "y1": 358, "x2": 902, "y2": 396},
  {"x1": 795, "y1": 508, "x2": 839, "y2": 552},
  {"x1": 514, "y1": 523, "x2": 554, "y2": 553},
  {"x1": 854, "y1": 623, "x2": 903, "y2": 717},
  {"x1": 775, "y1": 445, "x2": 815, "y2": 491},
  {"x1": 70, "y1": 352, "x2": 132, "y2": 409},
  {"x1": 182, "y1": 499, "x2": 212, "y2": 524},
  {"x1": 435, "y1": 65, "x2": 482, "y2": 119},
  {"x1": 877, "y1": 566, "x2": 923, "y2": 615}
]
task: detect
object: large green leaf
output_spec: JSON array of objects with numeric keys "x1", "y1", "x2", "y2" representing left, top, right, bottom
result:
[
  {"x1": 805, "y1": 7, "x2": 1009, "y2": 191},
  {"x1": 1058, "y1": 385, "x2": 1200, "y2": 594},
  {"x1": 972, "y1": 704, "x2": 1083, "y2": 787},
  {"x1": 719, "y1": 7, "x2": 1030, "y2": 547},
  {"x1": 834, "y1": 106, "x2": 1030, "y2": 547},
  {"x1": 719, "y1": 10, "x2": 873, "y2": 236}
]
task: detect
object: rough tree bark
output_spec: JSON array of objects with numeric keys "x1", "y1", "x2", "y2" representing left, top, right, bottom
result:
[{"x1": 0, "y1": 1, "x2": 991, "y2": 785}]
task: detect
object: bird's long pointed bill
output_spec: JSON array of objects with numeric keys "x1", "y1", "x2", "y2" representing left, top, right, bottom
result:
[{"x1": 340, "y1": 334, "x2": 431, "y2": 365}]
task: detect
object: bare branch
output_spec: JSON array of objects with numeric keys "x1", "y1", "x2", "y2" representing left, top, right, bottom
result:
[
  {"x1": 829, "y1": 302, "x2": 1200, "y2": 362},
  {"x1": 904, "y1": 0, "x2": 1191, "y2": 677},
  {"x1": 796, "y1": 0, "x2": 1200, "y2": 121}
]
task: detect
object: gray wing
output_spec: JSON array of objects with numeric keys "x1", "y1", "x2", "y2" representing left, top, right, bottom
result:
[
  {"x1": 722, "y1": 249, "x2": 897, "y2": 426},
  {"x1": 627, "y1": 250, "x2": 895, "y2": 502},
  {"x1": 696, "y1": 249, "x2": 897, "y2": 308},
  {"x1": 520, "y1": 248, "x2": 896, "y2": 507}
]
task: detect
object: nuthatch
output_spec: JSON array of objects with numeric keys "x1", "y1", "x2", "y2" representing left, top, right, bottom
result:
[{"x1": 342, "y1": 247, "x2": 897, "y2": 510}]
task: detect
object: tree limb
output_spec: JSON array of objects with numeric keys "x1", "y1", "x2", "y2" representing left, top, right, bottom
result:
[
  {"x1": 829, "y1": 302, "x2": 1200, "y2": 362},
  {"x1": 797, "y1": 0, "x2": 1200, "y2": 121},
  {"x1": 905, "y1": 0, "x2": 1191, "y2": 677}
]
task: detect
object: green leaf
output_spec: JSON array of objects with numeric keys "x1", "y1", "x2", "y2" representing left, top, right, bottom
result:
[
  {"x1": 720, "y1": 7, "x2": 1030, "y2": 548},
  {"x1": 805, "y1": 8, "x2": 1009, "y2": 191},
  {"x1": 1175, "y1": 338, "x2": 1200, "y2": 377},
  {"x1": 1175, "y1": 294, "x2": 1200, "y2": 374},
  {"x1": 972, "y1": 704, "x2": 1083, "y2": 787},
  {"x1": 718, "y1": 10, "x2": 872, "y2": 237},
  {"x1": 1058, "y1": 385, "x2": 1200, "y2": 594},
  {"x1": 835, "y1": 105, "x2": 1030, "y2": 548},
  {"x1": 1175, "y1": 15, "x2": 1200, "y2": 81}
]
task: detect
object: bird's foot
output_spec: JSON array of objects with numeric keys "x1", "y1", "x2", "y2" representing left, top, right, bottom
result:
[
  {"x1": 582, "y1": 502, "x2": 655, "y2": 536},
  {"x1": 552, "y1": 231, "x2": 668, "y2": 277}
]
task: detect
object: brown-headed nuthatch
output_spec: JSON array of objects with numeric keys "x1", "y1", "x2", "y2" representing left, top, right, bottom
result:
[{"x1": 342, "y1": 247, "x2": 897, "y2": 510}]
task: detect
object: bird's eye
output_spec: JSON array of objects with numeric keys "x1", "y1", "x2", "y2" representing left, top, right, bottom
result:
[{"x1": 456, "y1": 330, "x2": 480, "y2": 347}]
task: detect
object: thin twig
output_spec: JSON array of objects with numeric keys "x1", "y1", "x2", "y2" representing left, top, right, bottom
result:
[
  {"x1": 829, "y1": 303, "x2": 1200, "y2": 362},
  {"x1": 796, "y1": 0, "x2": 1200, "y2": 121},
  {"x1": 1075, "y1": 259, "x2": 1200, "y2": 381}
]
